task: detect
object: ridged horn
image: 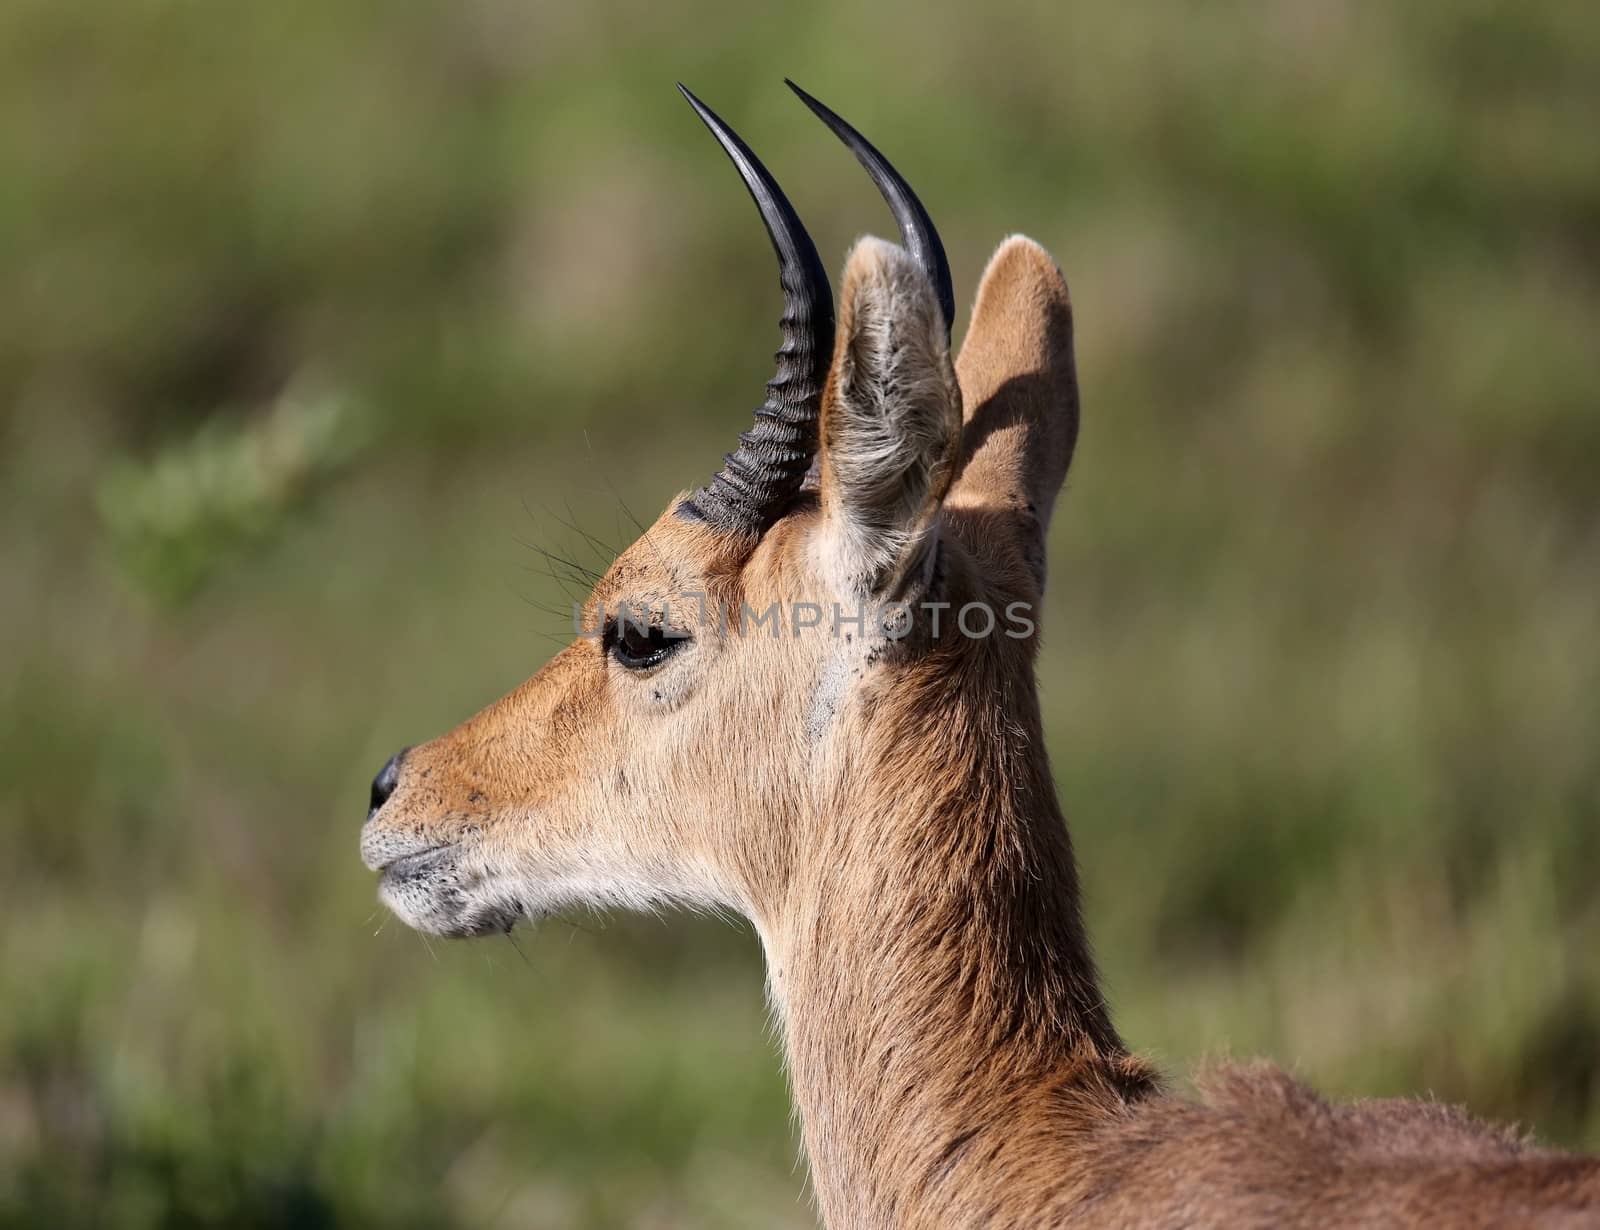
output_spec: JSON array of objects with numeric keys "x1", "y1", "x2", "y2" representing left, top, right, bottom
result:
[
  {"x1": 786, "y1": 79, "x2": 955, "y2": 339},
  {"x1": 676, "y1": 84, "x2": 835, "y2": 534}
]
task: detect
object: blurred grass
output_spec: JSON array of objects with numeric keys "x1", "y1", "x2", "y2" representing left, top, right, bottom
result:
[{"x1": 2, "y1": 1, "x2": 1599, "y2": 1226}]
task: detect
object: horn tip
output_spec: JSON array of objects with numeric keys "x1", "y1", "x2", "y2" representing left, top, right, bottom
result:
[{"x1": 785, "y1": 78, "x2": 831, "y2": 122}]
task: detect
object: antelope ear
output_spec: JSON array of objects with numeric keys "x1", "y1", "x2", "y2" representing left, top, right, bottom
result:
[
  {"x1": 817, "y1": 236, "x2": 962, "y2": 597},
  {"x1": 946, "y1": 236, "x2": 1079, "y2": 594}
]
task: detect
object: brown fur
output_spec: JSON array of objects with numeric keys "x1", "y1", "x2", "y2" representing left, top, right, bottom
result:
[{"x1": 362, "y1": 235, "x2": 1600, "y2": 1227}]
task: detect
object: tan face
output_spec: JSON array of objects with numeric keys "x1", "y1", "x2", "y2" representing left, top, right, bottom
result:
[
  {"x1": 362, "y1": 231, "x2": 1079, "y2": 944},
  {"x1": 361, "y1": 501, "x2": 838, "y2": 936}
]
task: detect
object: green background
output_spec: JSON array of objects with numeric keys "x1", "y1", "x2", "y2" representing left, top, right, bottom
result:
[{"x1": 3, "y1": 2, "x2": 1597, "y2": 1226}]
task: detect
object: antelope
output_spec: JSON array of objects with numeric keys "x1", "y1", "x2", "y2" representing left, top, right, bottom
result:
[{"x1": 361, "y1": 83, "x2": 1600, "y2": 1227}]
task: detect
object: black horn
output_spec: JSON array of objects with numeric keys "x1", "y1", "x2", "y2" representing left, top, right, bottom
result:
[
  {"x1": 786, "y1": 80, "x2": 955, "y2": 339},
  {"x1": 677, "y1": 84, "x2": 835, "y2": 534}
]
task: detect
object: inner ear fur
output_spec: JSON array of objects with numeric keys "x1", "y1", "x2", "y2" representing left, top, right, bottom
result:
[{"x1": 818, "y1": 236, "x2": 962, "y2": 597}]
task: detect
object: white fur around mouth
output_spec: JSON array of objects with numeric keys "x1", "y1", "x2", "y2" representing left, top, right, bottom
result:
[
  {"x1": 373, "y1": 842, "x2": 453, "y2": 875},
  {"x1": 374, "y1": 843, "x2": 522, "y2": 938}
]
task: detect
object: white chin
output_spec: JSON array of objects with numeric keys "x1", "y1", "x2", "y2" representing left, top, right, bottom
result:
[{"x1": 378, "y1": 872, "x2": 518, "y2": 938}]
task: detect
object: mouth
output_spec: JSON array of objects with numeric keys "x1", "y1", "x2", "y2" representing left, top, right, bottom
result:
[
  {"x1": 374, "y1": 842, "x2": 454, "y2": 876},
  {"x1": 365, "y1": 834, "x2": 521, "y2": 938}
]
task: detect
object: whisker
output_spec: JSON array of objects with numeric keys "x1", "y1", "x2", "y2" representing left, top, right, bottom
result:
[
  {"x1": 556, "y1": 496, "x2": 622, "y2": 560},
  {"x1": 582, "y1": 429, "x2": 674, "y2": 581},
  {"x1": 505, "y1": 930, "x2": 536, "y2": 970},
  {"x1": 541, "y1": 551, "x2": 605, "y2": 604},
  {"x1": 559, "y1": 915, "x2": 602, "y2": 938},
  {"x1": 504, "y1": 577, "x2": 574, "y2": 622},
  {"x1": 503, "y1": 930, "x2": 559, "y2": 998}
]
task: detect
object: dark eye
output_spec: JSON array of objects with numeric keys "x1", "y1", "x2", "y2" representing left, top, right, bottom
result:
[{"x1": 605, "y1": 621, "x2": 686, "y2": 671}]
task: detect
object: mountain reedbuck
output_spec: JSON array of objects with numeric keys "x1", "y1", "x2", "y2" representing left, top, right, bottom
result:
[{"x1": 361, "y1": 84, "x2": 1600, "y2": 1227}]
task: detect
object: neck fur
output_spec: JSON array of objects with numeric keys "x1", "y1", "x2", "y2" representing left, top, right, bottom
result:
[{"x1": 753, "y1": 631, "x2": 1159, "y2": 1227}]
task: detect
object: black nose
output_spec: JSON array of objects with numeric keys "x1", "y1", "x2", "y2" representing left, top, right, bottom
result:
[{"x1": 368, "y1": 748, "x2": 408, "y2": 819}]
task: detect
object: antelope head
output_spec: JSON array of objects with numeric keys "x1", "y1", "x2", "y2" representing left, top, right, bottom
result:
[
  {"x1": 358, "y1": 84, "x2": 1600, "y2": 1230},
  {"x1": 361, "y1": 80, "x2": 1085, "y2": 1033}
]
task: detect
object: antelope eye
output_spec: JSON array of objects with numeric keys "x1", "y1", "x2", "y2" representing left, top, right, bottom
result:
[{"x1": 605, "y1": 621, "x2": 685, "y2": 671}]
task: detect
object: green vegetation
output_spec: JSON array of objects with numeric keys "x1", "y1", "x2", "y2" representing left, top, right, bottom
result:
[{"x1": 3, "y1": 2, "x2": 1597, "y2": 1225}]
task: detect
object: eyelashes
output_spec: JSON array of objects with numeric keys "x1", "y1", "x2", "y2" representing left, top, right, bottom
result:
[{"x1": 604, "y1": 620, "x2": 687, "y2": 671}]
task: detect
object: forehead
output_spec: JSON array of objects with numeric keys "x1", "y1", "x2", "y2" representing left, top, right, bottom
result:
[
  {"x1": 588, "y1": 495, "x2": 822, "y2": 613},
  {"x1": 589, "y1": 498, "x2": 735, "y2": 612}
]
